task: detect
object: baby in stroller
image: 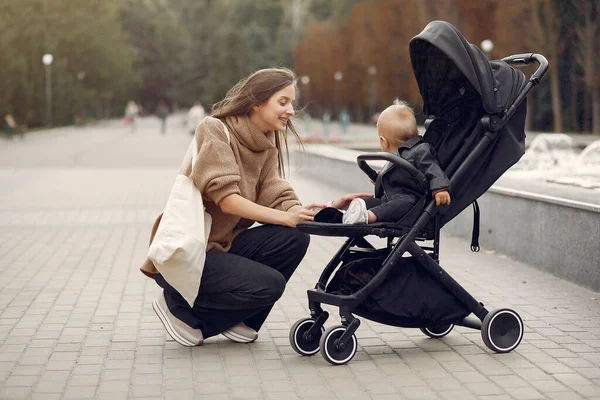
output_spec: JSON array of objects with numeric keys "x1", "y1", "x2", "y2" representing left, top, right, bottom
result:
[{"x1": 342, "y1": 100, "x2": 451, "y2": 225}]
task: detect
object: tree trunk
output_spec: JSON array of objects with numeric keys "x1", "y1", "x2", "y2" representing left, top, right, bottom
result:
[
  {"x1": 593, "y1": 85, "x2": 600, "y2": 134},
  {"x1": 573, "y1": 0, "x2": 599, "y2": 133},
  {"x1": 570, "y1": 73, "x2": 579, "y2": 132},
  {"x1": 549, "y1": 65, "x2": 564, "y2": 132},
  {"x1": 529, "y1": 0, "x2": 564, "y2": 133},
  {"x1": 583, "y1": 90, "x2": 591, "y2": 132},
  {"x1": 525, "y1": 95, "x2": 534, "y2": 132}
]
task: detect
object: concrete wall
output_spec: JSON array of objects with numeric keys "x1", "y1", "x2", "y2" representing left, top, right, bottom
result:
[
  {"x1": 291, "y1": 146, "x2": 600, "y2": 292},
  {"x1": 445, "y1": 189, "x2": 600, "y2": 292}
]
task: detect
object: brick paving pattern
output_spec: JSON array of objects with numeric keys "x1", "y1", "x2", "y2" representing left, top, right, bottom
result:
[{"x1": 0, "y1": 117, "x2": 599, "y2": 399}]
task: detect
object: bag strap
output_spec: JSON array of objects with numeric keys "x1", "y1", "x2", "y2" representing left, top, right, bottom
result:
[
  {"x1": 471, "y1": 200, "x2": 480, "y2": 252},
  {"x1": 191, "y1": 118, "x2": 231, "y2": 166}
]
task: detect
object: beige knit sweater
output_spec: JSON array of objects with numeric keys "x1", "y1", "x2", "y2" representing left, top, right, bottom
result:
[{"x1": 140, "y1": 115, "x2": 301, "y2": 277}]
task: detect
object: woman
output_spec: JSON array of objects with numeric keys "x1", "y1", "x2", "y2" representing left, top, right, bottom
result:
[{"x1": 141, "y1": 68, "x2": 367, "y2": 346}]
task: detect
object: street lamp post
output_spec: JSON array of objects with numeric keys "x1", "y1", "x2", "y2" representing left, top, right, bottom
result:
[
  {"x1": 76, "y1": 71, "x2": 86, "y2": 124},
  {"x1": 42, "y1": 53, "x2": 54, "y2": 127},
  {"x1": 368, "y1": 66, "x2": 377, "y2": 120},
  {"x1": 300, "y1": 75, "x2": 310, "y2": 110},
  {"x1": 481, "y1": 39, "x2": 494, "y2": 60},
  {"x1": 300, "y1": 75, "x2": 311, "y2": 135},
  {"x1": 334, "y1": 71, "x2": 343, "y2": 119}
]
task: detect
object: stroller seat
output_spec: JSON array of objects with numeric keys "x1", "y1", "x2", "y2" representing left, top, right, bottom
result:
[
  {"x1": 302, "y1": 170, "x2": 435, "y2": 240},
  {"x1": 296, "y1": 221, "x2": 433, "y2": 240}
]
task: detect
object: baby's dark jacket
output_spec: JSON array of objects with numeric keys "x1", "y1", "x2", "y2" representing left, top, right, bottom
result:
[{"x1": 369, "y1": 135, "x2": 450, "y2": 222}]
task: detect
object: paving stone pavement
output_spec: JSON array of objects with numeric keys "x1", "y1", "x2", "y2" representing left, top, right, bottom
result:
[{"x1": 0, "y1": 118, "x2": 599, "y2": 400}]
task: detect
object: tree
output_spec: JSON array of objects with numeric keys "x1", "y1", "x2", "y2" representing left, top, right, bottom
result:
[
  {"x1": 530, "y1": 0, "x2": 565, "y2": 132},
  {"x1": 120, "y1": 0, "x2": 190, "y2": 110},
  {"x1": 572, "y1": 0, "x2": 600, "y2": 133},
  {"x1": 0, "y1": 0, "x2": 134, "y2": 126},
  {"x1": 492, "y1": 0, "x2": 538, "y2": 130},
  {"x1": 295, "y1": 0, "x2": 426, "y2": 120},
  {"x1": 1, "y1": 0, "x2": 592, "y2": 133}
]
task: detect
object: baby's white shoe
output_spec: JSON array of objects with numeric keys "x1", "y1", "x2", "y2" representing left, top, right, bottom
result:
[{"x1": 343, "y1": 198, "x2": 368, "y2": 224}]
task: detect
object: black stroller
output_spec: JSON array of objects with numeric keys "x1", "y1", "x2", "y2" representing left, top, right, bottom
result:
[{"x1": 288, "y1": 21, "x2": 548, "y2": 365}]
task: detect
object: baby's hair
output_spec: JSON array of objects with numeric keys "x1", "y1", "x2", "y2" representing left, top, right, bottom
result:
[{"x1": 392, "y1": 99, "x2": 415, "y2": 115}]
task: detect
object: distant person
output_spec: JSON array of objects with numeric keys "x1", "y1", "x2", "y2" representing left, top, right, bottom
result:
[
  {"x1": 156, "y1": 99, "x2": 170, "y2": 134},
  {"x1": 3, "y1": 114, "x2": 26, "y2": 139},
  {"x1": 341, "y1": 99, "x2": 451, "y2": 224},
  {"x1": 187, "y1": 101, "x2": 206, "y2": 136},
  {"x1": 124, "y1": 101, "x2": 139, "y2": 132}
]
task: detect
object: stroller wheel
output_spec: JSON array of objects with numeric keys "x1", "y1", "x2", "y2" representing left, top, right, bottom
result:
[
  {"x1": 420, "y1": 324, "x2": 454, "y2": 338},
  {"x1": 481, "y1": 308, "x2": 524, "y2": 353},
  {"x1": 320, "y1": 325, "x2": 358, "y2": 365},
  {"x1": 289, "y1": 318, "x2": 324, "y2": 356}
]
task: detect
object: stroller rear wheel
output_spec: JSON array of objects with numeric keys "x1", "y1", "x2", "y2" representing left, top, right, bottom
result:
[
  {"x1": 481, "y1": 308, "x2": 523, "y2": 353},
  {"x1": 420, "y1": 324, "x2": 454, "y2": 338},
  {"x1": 320, "y1": 325, "x2": 358, "y2": 365},
  {"x1": 289, "y1": 318, "x2": 324, "y2": 356}
]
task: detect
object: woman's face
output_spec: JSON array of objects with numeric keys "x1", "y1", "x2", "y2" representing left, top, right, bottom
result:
[{"x1": 251, "y1": 84, "x2": 296, "y2": 132}]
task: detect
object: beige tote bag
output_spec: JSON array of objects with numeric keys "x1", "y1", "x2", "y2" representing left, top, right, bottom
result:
[{"x1": 148, "y1": 119, "x2": 230, "y2": 307}]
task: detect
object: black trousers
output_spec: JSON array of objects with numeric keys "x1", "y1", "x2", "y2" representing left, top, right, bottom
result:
[{"x1": 153, "y1": 224, "x2": 310, "y2": 338}]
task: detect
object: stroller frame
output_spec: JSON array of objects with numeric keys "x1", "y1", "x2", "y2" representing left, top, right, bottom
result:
[{"x1": 290, "y1": 53, "x2": 548, "y2": 365}]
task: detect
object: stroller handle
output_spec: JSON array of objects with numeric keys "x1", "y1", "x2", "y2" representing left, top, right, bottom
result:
[
  {"x1": 357, "y1": 153, "x2": 427, "y2": 186},
  {"x1": 501, "y1": 53, "x2": 548, "y2": 85}
]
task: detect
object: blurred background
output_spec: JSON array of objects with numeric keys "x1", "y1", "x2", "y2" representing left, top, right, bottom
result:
[{"x1": 0, "y1": 0, "x2": 598, "y2": 134}]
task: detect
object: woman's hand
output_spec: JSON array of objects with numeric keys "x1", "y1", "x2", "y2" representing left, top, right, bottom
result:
[
  {"x1": 285, "y1": 204, "x2": 322, "y2": 227},
  {"x1": 329, "y1": 193, "x2": 373, "y2": 211}
]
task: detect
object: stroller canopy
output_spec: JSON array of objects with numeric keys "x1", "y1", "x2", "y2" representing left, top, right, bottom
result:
[
  {"x1": 409, "y1": 20, "x2": 526, "y2": 115},
  {"x1": 408, "y1": 21, "x2": 528, "y2": 226}
]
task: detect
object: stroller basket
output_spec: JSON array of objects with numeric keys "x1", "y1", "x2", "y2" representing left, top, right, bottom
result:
[{"x1": 326, "y1": 256, "x2": 470, "y2": 328}]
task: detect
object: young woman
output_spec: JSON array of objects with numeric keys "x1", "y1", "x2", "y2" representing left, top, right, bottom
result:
[{"x1": 141, "y1": 68, "x2": 367, "y2": 346}]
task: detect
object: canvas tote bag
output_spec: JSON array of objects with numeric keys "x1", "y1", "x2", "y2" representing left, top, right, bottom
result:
[{"x1": 148, "y1": 119, "x2": 230, "y2": 307}]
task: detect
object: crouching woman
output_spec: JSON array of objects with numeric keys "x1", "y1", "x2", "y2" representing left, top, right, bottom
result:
[{"x1": 140, "y1": 68, "x2": 327, "y2": 346}]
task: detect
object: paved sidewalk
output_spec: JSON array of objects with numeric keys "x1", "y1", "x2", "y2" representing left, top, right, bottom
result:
[{"x1": 0, "y1": 119, "x2": 599, "y2": 399}]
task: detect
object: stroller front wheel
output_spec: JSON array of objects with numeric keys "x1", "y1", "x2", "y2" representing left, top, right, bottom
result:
[
  {"x1": 481, "y1": 308, "x2": 524, "y2": 353},
  {"x1": 420, "y1": 324, "x2": 454, "y2": 338},
  {"x1": 320, "y1": 325, "x2": 358, "y2": 365},
  {"x1": 289, "y1": 318, "x2": 324, "y2": 356}
]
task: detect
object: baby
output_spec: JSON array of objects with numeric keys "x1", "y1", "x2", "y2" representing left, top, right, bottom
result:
[{"x1": 343, "y1": 100, "x2": 451, "y2": 224}]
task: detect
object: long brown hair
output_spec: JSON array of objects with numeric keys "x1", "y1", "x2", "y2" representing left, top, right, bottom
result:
[{"x1": 211, "y1": 68, "x2": 304, "y2": 177}]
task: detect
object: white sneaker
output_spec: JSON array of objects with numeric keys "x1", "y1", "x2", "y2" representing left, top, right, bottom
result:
[
  {"x1": 222, "y1": 322, "x2": 258, "y2": 343},
  {"x1": 343, "y1": 198, "x2": 369, "y2": 224},
  {"x1": 153, "y1": 292, "x2": 204, "y2": 346}
]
